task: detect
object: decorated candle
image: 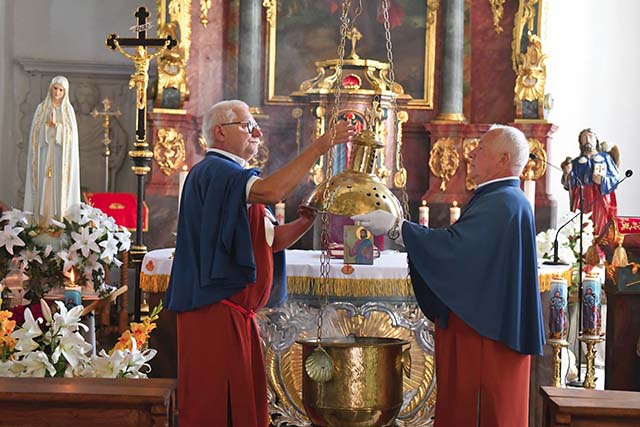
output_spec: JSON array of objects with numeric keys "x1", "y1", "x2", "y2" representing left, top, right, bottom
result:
[
  {"x1": 524, "y1": 170, "x2": 535, "y2": 214},
  {"x1": 548, "y1": 277, "x2": 568, "y2": 341},
  {"x1": 419, "y1": 200, "x2": 429, "y2": 227},
  {"x1": 449, "y1": 201, "x2": 460, "y2": 224},
  {"x1": 581, "y1": 273, "x2": 602, "y2": 337}
]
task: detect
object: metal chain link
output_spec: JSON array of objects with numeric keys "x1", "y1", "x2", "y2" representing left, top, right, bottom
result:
[
  {"x1": 317, "y1": 0, "x2": 352, "y2": 342},
  {"x1": 381, "y1": 0, "x2": 411, "y2": 221}
]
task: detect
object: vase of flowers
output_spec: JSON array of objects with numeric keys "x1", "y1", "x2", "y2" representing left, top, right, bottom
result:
[{"x1": 0, "y1": 204, "x2": 131, "y2": 305}]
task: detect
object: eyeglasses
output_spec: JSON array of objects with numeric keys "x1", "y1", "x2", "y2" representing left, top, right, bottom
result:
[{"x1": 219, "y1": 120, "x2": 260, "y2": 134}]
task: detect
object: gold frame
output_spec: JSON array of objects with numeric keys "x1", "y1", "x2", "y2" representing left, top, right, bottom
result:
[{"x1": 263, "y1": 0, "x2": 438, "y2": 109}]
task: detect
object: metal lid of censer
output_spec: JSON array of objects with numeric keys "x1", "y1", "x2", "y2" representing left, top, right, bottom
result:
[{"x1": 304, "y1": 128, "x2": 403, "y2": 218}]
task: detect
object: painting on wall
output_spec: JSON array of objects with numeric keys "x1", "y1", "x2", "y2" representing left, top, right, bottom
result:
[{"x1": 264, "y1": 0, "x2": 438, "y2": 108}]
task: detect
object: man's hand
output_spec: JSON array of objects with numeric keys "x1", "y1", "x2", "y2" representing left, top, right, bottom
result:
[
  {"x1": 351, "y1": 209, "x2": 396, "y2": 236},
  {"x1": 313, "y1": 121, "x2": 357, "y2": 155},
  {"x1": 297, "y1": 205, "x2": 316, "y2": 225}
]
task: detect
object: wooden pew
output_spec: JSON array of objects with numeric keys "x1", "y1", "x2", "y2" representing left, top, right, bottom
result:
[
  {"x1": 541, "y1": 386, "x2": 640, "y2": 427},
  {"x1": 0, "y1": 377, "x2": 176, "y2": 427}
]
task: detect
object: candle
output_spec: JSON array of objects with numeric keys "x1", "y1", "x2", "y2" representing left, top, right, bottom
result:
[
  {"x1": 178, "y1": 165, "x2": 188, "y2": 210},
  {"x1": 275, "y1": 201, "x2": 285, "y2": 225},
  {"x1": 64, "y1": 269, "x2": 82, "y2": 309},
  {"x1": 581, "y1": 273, "x2": 602, "y2": 337},
  {"x1": 549, "y1": 277, "x2": 568, "y2": 341},
  {"x1": 524, "y1": 170, "x2": 535, "y2": 214},
  {"x1": 419, "y1": 200, "x2": 429, "y2": 227},
  {"x1": 449, "y1": 201, "x2": 460, "y2": 224}
]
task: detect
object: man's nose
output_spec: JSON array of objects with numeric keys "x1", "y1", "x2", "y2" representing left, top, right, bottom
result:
[{"x1": 252, "y1": 126, "x2": 263, "y2": 137}]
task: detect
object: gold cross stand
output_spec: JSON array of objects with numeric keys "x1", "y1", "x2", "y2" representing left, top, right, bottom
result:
[
  {"x1": 105, "y1": 6, "x2": 176, "y2": 321},
  {"x1": 90, "y1": 98, "x2": 122, "y2": 192}
]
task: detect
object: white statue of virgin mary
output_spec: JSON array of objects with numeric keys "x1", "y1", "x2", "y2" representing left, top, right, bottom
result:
[{"x1": 23, "y1": 76, "x2": 80, "y2": 223}]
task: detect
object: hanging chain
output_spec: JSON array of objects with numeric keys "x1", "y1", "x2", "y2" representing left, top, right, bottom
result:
[
  {"x1": 381, "y1": 0, "x2": 410, "y2": 221},
  {"x1": 317, "y1": 0, "x2": 352, "y2": 342}
]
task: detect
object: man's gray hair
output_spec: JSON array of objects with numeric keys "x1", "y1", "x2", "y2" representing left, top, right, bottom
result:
[
  {"x1": 202, "y1": 100, "x2": 248, "y2": 147},
  {"x1": 488, "y1": 124, "x2": 529, "y2": 174}
]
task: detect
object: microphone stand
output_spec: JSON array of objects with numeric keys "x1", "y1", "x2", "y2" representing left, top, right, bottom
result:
[{"x1": 531, "y1": 153, "x2": 633, "y2": 385}]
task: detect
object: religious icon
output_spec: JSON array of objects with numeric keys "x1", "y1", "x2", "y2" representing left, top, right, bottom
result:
[
  {"x1": 581, "y1": 275, "x2": 602, "y2": 337},
  {"x1": 344, "y1": 225, "x2": 374, "y2": 265},
  {"x1": 548, "y1": 279, "x2": 568, "y2": 341}
]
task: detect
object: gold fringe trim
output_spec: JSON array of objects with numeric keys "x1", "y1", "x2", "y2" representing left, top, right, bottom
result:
[
  {"x1": 538, "y1": 267, "x2": 573, "y2": 293},
  {"x1": 287, "y1": 276, "x2": 414, "y2": 297},
  {"x1": 140, "y1": 273, "x2": 170, "y2": 293}
]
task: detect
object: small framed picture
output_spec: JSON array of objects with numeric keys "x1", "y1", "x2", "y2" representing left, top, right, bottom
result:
[{"x1": 343, "y1": 225, "x2": 374, "y2": 265}]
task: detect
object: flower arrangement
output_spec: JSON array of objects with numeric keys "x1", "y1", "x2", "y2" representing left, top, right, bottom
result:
[
  {"x1": 0, "y1": 299, "x2": 160, "y2": 378},
  {"x1": 0, "y1": 204, "x2": 131, "y2": 301},
  {"x1": 536, "y1": 210, "x2": 596, "y2": 285}
]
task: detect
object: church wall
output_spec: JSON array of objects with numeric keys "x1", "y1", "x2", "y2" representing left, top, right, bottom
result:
[{"x1": 1, "y1": 0, "x2": 158, "y2": 209}]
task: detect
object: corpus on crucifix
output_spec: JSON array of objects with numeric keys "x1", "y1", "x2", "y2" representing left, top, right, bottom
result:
[
  {"x1": 90, "y1": 98, "x2": 121, "y2": 192},
  {"x1": 105, "y1": 6, "x2": 176, "y2": 321}
]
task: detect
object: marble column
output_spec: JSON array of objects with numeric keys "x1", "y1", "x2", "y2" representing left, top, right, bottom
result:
[
  {"x1": 238, "y1": 0, "x2": 263, "y2": 114},
  {"x1": 434, "y1": 0, "x2": 466, "y2": 122}
]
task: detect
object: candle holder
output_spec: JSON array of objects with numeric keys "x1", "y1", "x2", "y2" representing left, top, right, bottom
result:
[
  {"x1": 63, "y1": 271, "x2": 82, "y2": 310},
  {"x1": 547, "y1": 339, "x2": 569, "y2": 387},
  {"x1": 578, "y1": 335, "x2": 604, "y2": 389}
]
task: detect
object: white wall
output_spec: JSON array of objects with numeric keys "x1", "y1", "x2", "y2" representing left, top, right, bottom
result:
[
  {"x1": 546, "y1": 0, "x2": 640, "y2": 221},
  {"x1": 0, "y1": 0, "x2": 156, "y2": 208}
]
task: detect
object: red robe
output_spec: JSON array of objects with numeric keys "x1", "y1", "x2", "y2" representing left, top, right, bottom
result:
[
  {"x1": 177, "y1": 204, "x2": 272, "y2": 427},
  {"x1": 434, "y1": 313, "x2": 531, "y2": 427}
]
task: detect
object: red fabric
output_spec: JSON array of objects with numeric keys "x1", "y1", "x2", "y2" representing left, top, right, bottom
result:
[
  {"x1": 177, "y1": 204, "x2": 273, "y2": 427},
  {"x1": 434, "y1": 313, "x2": 531, "y2": 427},
  {"x1": 570, "y1": 185, "x2": 617, "y2": 235},
  {"x1": 83, "y1": 192, "x2": 148, "y2": 231}
]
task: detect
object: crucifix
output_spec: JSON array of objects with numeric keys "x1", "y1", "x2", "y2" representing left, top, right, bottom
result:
[
  {"x1": 105, "y1": 6, "x2": 176, "y2": 321},
  {"x1": 90, "y1": 98, "x2": 122, "y2": 192}
]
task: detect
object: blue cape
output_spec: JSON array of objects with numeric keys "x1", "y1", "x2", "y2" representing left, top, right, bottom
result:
[
  {"x1": 165, "y1": 152, "x2": 260, "y2": 312},
  {"x1": 403, "y1": 179, "x2": 545, "y2": 355}
]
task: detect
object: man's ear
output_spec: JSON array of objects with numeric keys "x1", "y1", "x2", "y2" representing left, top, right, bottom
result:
[{"x1": 213, "y1": 124, "x2": 224, "y2": 142}]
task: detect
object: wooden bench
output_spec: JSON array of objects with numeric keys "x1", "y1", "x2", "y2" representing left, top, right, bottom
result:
[
  {"x1": 541, "y1": 386, "x2": 640, "y2": 427},
  {"x1": 0, "y1": 377, "x2": 176, "y2": 427}
]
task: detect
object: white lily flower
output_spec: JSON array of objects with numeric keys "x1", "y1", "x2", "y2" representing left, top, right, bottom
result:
[
  {"x1": 0, "y1": 208, "x2": 31, "y2": 227},
  {"x1": 43, "y1": 244, "x2": 53, "y2": 258},
  {"x1": 99, "y1": 233, "x2": 119, "y2": 263},
  {"x1": 11, "y1": 308, "x2": 43, "y2": 354},
  {"x1": 83, "y1": 253, "x2": 104, "y2": 279},
  {"x1": 0, "y1": 225, "x2": 26, "y2": 255},
  {"x1": 56, "y1": 250, "x2": 79, "y2": 273},
  {"x1": 69, "y1": 227, "x2": 101, "y2": 258},
  {"x1": 20, "y1": 351, "x2": 56, "y2": 377},
  {"x1": 51, "y1": 301, "x2": 87, "y2": 334},
  {"x1": 17, "y1": 248, "x2": 42, "y2": 270},
  {"x1": 51, "y1": 329, "x2": 92, "y2": 370},
  {"x1": 115, "y1": 227, "x2": 132, "y2": 252},
  {"x1": 40, "y1": 299, "x2": 53, "y2": 325}
]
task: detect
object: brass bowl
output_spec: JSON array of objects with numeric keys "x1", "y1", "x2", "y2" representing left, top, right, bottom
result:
[{"x1": 297, "y1": 336, "x2": 410, "y2": 427}]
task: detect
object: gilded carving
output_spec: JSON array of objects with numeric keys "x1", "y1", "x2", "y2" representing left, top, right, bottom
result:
[
  {"x1": 520, "y1": 138, "x2": 547, "y2": 181},
  {"x1": 263, "y1": 0, "x2": 277, "y2": 28},
  {"x1": 514, "y1": 34, "x2": 547, "y2": 103},
  {"x1": 199, "y1": 0, "x2": 212, "y2": 27},
  {"x1": 247, "y1": 142, "x2": 270, "y2": 170},
  {"x1": 489, "y1": 0, "x2": 507, "y2": 33},
  {"x1": 156, "y1": 0, "x2": 191, "y2": 108},
  {"x1": 429, "y1": 137, "x2": 460, "y2": 191},
  {"x1": 394, "y1": 110, "x2": 409, "y2": 188},
  {"x1": 153, "y1": 127, "x2": 186, "y2": 175},
  {"x1": 463, "y1": 138, "x2": 480, "y2": 191}
]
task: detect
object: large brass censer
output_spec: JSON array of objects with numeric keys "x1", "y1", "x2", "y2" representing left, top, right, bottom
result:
[
  {"x1": 297, "y1": 336, "x2": 410, "y2": 427},
  {"x1": 304, "y1": 129, "x2": 403, "y2": 218}
]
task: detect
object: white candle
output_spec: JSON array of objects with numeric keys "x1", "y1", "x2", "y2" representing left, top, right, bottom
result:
[
  {"x1": 275, "y1": 201, "x2": 285, "y2": 225},
  {"x1": 178, "y1": 165, "x2": 188, "y2": 211},
  {"x1": 419, "y1": 200, "x2": 429, "y2": 227},
  {"x1": 449, "y1": 201, "x2": 460, "y2": 224},
  {"x1": 524, "y1": 179, "x2": 536, "y2": 214}
]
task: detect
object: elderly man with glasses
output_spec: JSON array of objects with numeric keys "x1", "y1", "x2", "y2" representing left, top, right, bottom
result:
[{"x1": 165, "y1": 99, "x2": 356, "y2": 426}]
